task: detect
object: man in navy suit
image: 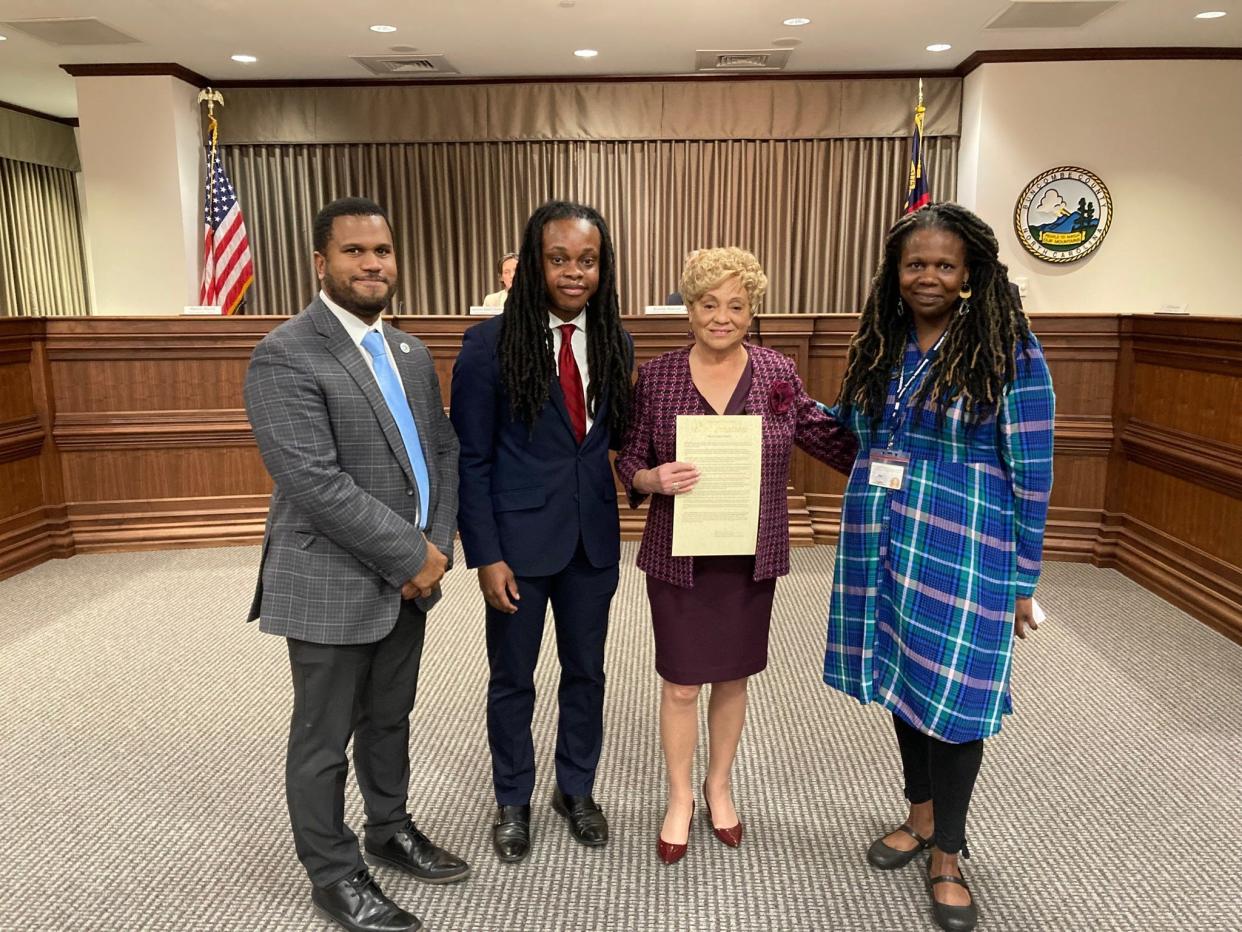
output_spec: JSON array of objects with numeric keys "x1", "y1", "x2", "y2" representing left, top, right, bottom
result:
[{"x1": 450, "y1": 201, "x2": 633, "y2": 863}]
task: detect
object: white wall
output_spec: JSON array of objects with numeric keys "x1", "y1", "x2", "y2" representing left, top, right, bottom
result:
[
  {"x1": 75, "y1": 76, "x2": 203, "y2": 316},
  {"x1": 958, "y1": 60, "x2": 1241, "y2": 317}
]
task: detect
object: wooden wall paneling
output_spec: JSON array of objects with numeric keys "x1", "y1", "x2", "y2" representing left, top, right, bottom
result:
[
  {"x1": 0, "y1": 323, "x2": 43, "y2": 580},
  {"x1": 1121, "y1": 420, "x2": 1242, "y2": 500},
  {"x1": 0, "y1": 458, "x2": 44, "y2": 525},
  {"x1": 29, "y1": 325, "x2": 74, "y2": 568},
  {"x1": 0, "y1": 321, "x2": 72, "y2": 578},
  {"x1": 394, "y1": 315, "x2": 478, "y2": 404},
  {"x1": 1119, "y1": 463, "x2": 1242, "y2": 572},
  {"x1": 1104, "y1": 317, "x2": 1242, "y2": 641},
  {"x1": 39, "y1": 317, "x2": 278, "y2": 557},
  {"x1": 0, "y1": 322, "x2": 40, "y2": 470},
  {"x1": 1127, "y1": 365, "x2": 1242, "y2": 449},
  {"x1": 0, "y1": 313, "x2": 1239, "y2": 643},
  {"x1": 1104, "y1": 506, "x2": 1242, "y2": 644},
  {"x1": 1035, "y1": 317, "x2": 1119, "y2": 560},
  {"x1": 1099, "y1": 315, "x2": 1136, "y2": 567},
  {"x1": 66, "y1": 493, "x2": 272, "y2": 551},
  {"x1": 801, "y1": 317, "x2": 853, "y2": 541},
  {"x1": 55, "y1": 446, "x2": 271, "y2": 551}
]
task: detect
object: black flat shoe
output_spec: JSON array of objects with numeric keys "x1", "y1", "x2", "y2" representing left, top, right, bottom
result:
[
  {"x1": 866, "y1": 823, "x2": 932, "y2": 870},
  {"x1": 492, "y1": 803, "x2": 532, "y2": 863},
  {"x1": 551, "y1": 787, "x2": 609, "y2": 847},
  {"x1": 311, "y1": 869, "x2": 422, "y2": 932},
  {"x1": 927, "y1": 867, "x2": 979, "y2": 932},
  {"x1": 365, "y1": 820, "x2": 471, "y2": 884}
]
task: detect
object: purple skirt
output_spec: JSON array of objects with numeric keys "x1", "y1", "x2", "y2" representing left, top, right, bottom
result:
[{"x1": 646, "y1": 555, "x2": 776, "y2": 685}]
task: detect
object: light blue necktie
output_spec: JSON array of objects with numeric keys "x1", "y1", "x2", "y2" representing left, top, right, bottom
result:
[{"x1": 361, "y1": 329, "x2": 430, "y2": 529}]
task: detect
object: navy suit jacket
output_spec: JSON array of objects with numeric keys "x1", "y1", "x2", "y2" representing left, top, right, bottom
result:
[{"x1": 450, "y1": 314, "x2": 632, "y2": 577}]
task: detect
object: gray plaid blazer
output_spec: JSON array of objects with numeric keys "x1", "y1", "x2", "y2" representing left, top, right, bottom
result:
[{"x1": 244, "y1": 297, "x2": 459, "y2": 644}]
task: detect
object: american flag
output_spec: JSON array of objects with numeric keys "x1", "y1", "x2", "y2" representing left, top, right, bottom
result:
[{"x1": 199, "y1": 144, "x2": 253, "y2": 314}]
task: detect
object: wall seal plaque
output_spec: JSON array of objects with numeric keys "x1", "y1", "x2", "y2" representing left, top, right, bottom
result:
[{"x1": 1014, "y1": 167, "x2": 1112, "y2": 263}]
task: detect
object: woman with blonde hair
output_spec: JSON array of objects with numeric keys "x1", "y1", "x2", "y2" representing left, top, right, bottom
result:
[{"x1": 615, "y1": 247, "x2": 856, "y2": 864}]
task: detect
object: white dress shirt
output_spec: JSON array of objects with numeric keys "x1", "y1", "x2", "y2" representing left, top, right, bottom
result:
[
  {"x1": 321, "y1": 290, "x2": 409, "y2": 405},
  {"x1": 549, "y1": 309, "x2": 593, "y2": 432}
]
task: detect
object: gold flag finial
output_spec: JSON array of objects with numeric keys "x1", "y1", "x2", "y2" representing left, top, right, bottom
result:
[
  {"x1": 196, "y1": 86, "x2": 224, "y2": 119},
  {"x1": 196, "y1": 87, "x2": 225, "y2": 145}
]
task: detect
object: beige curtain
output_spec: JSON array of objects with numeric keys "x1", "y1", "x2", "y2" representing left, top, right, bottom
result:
[
  {"x1": 217, "y1": 78, "x2": 962, "y2": 144},
  {"x1": 223, "y1": 137, "x2": 956, "y2": 316},
  {"x1": 0, "y1": 106, "x2": 80, "y2": 171},
  {"x1": 0, "y1": 156, "x2": 91, "y2": 317}
]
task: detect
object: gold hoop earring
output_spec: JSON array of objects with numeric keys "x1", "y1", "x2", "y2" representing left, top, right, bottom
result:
[{"x1": 959, "y1": 283, "x2": 973, "y2": 300}]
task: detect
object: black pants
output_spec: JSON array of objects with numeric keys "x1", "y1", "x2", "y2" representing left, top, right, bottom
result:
[
  {"x1": 892, "y1": 714, "x2": 984, "y2": 855},
  {"x1": 285, "y1": 601, "x2": 426, "y2": 887},
  {"x1": 485, "y1": 543, "x2": 619, "y2": 806}
]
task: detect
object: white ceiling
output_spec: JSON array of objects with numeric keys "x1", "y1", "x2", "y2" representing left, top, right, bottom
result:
[{"x1": 0, "y1": 0, "x2": 1238, "y2": 119}]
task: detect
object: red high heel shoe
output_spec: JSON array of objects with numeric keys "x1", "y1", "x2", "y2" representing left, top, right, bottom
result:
[
  {"x1": 702, "y1": 781, "x2": 744, "y2": 848},
  {"x1": 657, "y1": 801, "x2": 694, "y2": 865}
]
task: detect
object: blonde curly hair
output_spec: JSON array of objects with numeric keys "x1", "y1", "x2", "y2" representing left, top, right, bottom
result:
[{"x1": 680, "y1": 247, "x2": 768, "y2": 310}]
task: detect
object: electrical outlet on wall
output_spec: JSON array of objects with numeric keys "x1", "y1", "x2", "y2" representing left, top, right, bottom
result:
[{"x1": 1011, "y1": 277, "x2": 1029, "y2": 299}]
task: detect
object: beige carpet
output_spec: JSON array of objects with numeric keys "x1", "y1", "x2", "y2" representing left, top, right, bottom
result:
[{"x1": 0, "y1": 543, "x2": 1238, "y2": 931}]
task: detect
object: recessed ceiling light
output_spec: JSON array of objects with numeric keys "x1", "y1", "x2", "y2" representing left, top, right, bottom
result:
[
  {"x1": 783, "y1": 17, "x2": 812, "y2": 27},
  {"x1": 231, "y1": 54, "x2": 257, "y2": 63},
  {"x1": 574, "y1": 48, "x2": 598, "y2": 58},
  {"x1": 1195, "y1": 10, "x2": 1227, "y2": 18},
  {"x1": 0, "y1": 34, "x2": 7, "y2": 41},
  {"x1": 370, "y1": 24, "x2": 398, "y2": 33},
  {"x1": 926, "y1": 43, "x2": 952, "y2": 52}
]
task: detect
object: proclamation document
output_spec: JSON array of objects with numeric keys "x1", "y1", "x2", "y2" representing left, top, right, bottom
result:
[{"x1": 671, "y1": 414, "x2": 762, "y2": 557}]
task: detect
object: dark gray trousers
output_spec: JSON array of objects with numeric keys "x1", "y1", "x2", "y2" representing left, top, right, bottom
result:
[{"x1": 285, "y1": 601, "x2": 426, "y2": 887}]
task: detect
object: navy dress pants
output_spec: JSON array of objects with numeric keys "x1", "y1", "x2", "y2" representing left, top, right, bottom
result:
[{"x1": 485, "y1": 542, "x2": 619, "y2": 806}]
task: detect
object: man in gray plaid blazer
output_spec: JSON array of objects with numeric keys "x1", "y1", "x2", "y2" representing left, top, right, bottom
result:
[{"x1": 244, "y1": 198, "x2": 463, "y2": 932}]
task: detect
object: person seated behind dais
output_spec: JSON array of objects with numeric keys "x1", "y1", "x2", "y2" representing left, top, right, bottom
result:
[{"x1": 482, "y1": 252, "x2": 518, "y2": 307}]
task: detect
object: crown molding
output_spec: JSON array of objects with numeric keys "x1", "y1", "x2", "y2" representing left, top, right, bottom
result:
[
  {"x1": 954, "y1": 46, "x2": 1242, "y2": 77},
  {"x1": 59, "y1": 62, "x2": 209, "y2": 87}
]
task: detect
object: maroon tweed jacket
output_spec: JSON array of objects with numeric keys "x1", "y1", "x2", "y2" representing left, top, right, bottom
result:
[{"x1": 614, "y1": 344, "x2": 858, "y2": 588}]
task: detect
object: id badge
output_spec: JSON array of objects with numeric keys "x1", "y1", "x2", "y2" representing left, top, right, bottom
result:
[{"x1": 868, "y1": 449, "x2": 910, "y2": 491}]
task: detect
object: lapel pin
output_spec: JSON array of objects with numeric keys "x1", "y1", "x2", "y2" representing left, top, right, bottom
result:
[{"x1": 399, "y1": 342, "x2": 410, "y2": 354}]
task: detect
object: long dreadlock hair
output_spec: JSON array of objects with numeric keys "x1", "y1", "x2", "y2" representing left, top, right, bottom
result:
[
  {"x1": 837, "y1": 202, "x2": 1032, "y2": 428},
  {"x1": 498, "y1": 200, "x2": 631, "y2": 438}
]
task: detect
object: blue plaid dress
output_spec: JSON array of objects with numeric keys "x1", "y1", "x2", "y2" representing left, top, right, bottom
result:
[{"x1": 824, "y1": 333, "x2": 1055, "y2": 743}]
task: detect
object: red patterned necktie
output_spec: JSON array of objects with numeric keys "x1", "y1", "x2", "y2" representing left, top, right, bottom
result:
[{"x1": 557, "y1": 323, "x2": 586, "y2": 444}]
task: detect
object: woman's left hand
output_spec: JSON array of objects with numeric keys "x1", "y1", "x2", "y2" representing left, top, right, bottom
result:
[{"x1": 1014, "y1": 596, "x2": 1039, "y2": 639}]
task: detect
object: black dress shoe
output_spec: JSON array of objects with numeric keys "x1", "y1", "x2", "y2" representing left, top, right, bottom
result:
[
  {"x1": 365, "y1": 820, "x2": 471, "y2": 884},
  {"x1": 311, "y1": 869, "x2": 422, "y2": 932},
  {"x1": 867, "y1": 823, "x2": 932, "y2": 870},
  {"x1": 493, "y1": 804, "x2": 532, "y2": 863},
  {"x1": 927, "y1": 865, "x2": 979, "y2": 932},
  {"x1": 551, "y1": 787, "x2": 609, "y2": 847}
]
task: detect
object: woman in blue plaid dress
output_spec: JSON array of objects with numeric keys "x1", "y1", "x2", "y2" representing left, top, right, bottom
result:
[{"x1": 824, "y1": 204, "x2": 1054, "y2": 932}]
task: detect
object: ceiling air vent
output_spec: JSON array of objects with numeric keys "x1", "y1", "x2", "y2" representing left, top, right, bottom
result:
[
  {"x1": 351, "y1": 54, "x2": 460, "y2": 77},
  {"x1": 0, "y1": 17, "x2": 140, "y2": 45},
  {"x1": 986, "y1": 1, "x2": 1120, "y2": 30},
  {"x1": 695, "y1": 49, "x2": 793, "y2": 72}
]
